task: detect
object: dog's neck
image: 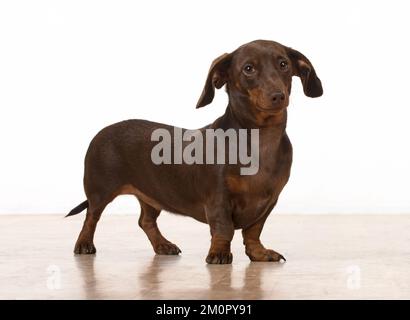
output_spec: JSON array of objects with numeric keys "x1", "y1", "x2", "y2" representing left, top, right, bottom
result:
[{"x1": 212, "y1": 99, "x2": 288, "y2": 138}]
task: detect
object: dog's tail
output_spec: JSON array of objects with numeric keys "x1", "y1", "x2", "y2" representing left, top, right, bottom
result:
[{"x1": 66, "y1": 200, "x2": 89, "y2": 217}]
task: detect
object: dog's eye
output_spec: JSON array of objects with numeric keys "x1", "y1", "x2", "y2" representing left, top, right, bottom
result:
[
  {"x1": 243, "y1": 64, "x2": 256, "y2": 75},
  {"x1": 279, "y1": 60, "x2": 289, "y2": 71}
]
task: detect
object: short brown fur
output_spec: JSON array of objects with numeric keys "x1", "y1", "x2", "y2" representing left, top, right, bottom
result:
[{"x1": 68, "y1": 40, "x2": 323, "y2": 264}]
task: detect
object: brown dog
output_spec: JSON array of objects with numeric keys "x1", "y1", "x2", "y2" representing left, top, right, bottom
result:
[{"x1": 67, "y1": 40, "x2": 322, "y2": 264}]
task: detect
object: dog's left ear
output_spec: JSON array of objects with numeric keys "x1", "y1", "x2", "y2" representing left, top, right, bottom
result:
[
  {"x1": 286, "y1": 47, "x2": 323, "y2": 98},
  {"x1": 196, "y1": 53, "x2": 232, "y2": 108}
]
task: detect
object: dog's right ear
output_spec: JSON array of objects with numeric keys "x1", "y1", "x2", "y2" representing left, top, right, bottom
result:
[{"x1": 196, "y1": 53, "x2": 232, "y2": 108}]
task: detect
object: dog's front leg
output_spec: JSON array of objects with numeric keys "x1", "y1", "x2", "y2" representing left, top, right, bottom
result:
[
  {"x1": 205, "y1": 206, "x2": 234, "y2": 264},
  {"x1": 242, "y1": 214, "x2": 286, "y2": 262}
]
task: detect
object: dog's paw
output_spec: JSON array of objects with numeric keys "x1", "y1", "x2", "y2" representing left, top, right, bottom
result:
[
  {"x1": 206, "y1": 251, "x2": 233, "y2": 264},
  {"x1": 154, "y1": 242, "x2": 182, "y2": 255},
  {"x1": 74, "y1": 241, "x2": 96, "y2": 254},
  {"x1": 246, "y1": 248, "x2": 285, "y2": 262}
]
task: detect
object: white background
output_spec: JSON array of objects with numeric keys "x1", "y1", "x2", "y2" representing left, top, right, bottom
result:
[{"x1": 1, "y1": 0, "x2": 409, "y2": 214}]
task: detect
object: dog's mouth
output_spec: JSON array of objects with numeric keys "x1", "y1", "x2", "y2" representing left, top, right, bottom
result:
[{"x1": 255, "y1": 105, "x2": 287, "y2": 115}]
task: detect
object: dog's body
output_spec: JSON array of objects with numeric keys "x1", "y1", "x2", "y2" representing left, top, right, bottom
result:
[{"x1": 68, "y1": 40, "x2": 322, "y2": 264}]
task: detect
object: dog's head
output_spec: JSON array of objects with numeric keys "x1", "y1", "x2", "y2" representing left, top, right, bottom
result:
[{"x1": 196, "y1": 40, "x2": 323, "y2": 123}]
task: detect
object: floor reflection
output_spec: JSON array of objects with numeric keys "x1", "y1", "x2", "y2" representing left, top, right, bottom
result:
[
  {"x1": 74, "y1": 254, "x2": 99, "y2": 299},
  {"x1": 74, "y1": 253, "x2": 284, "y2": 299},
  {"x1": 138, "y1": 255, "x2": 182, "y2": 299},
  {"x1": 138, "y1": 255, "x2": 284, "y2": 299}
]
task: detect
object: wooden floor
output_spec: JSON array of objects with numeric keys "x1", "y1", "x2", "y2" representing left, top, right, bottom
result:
[{"x1": 1, "y1": 214, "x2": 410, "y2": 299}]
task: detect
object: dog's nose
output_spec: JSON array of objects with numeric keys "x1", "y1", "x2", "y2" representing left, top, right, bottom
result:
[{"x1": 271, "y1": 92, "x2": 285, "y2": 105}]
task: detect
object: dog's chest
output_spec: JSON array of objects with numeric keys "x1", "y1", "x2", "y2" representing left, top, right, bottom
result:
[{"x1": 226, "y1": 134, "x2": 292, "y2": 228}]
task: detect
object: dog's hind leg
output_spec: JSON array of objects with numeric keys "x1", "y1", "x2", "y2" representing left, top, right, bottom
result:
[
  {"x1": 138, "y1": 199, "x2": 181, "y2": 255},
  {"x1": 74, "y1": 195, "x2": 109, "y2": 254}
]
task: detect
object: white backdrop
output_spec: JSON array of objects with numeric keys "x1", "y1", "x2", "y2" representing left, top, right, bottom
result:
[{"x1": 1, "y1": 0, "x2": 409, "y2": 214}]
